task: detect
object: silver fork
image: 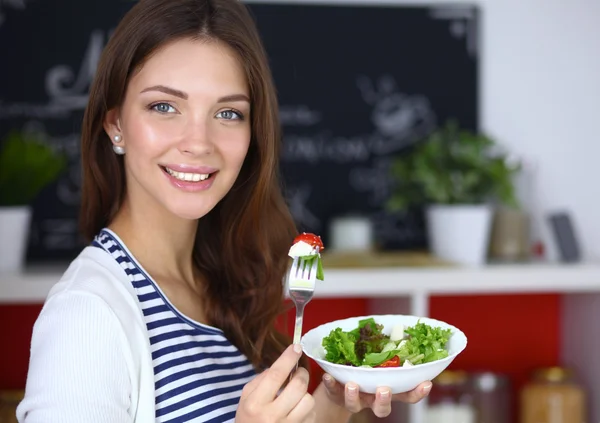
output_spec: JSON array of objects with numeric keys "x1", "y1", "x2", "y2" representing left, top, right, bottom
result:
[{"x1": 287, "y1": 252, "x2": 319, "y2": 378}]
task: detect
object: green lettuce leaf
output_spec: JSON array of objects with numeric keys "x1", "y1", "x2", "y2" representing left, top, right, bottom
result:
[
  {"x1": 316, "y1": 256, "x2": 324, "y2": 281},
  {"x1": 321, "y1": 328, "x2": 361, "y2": 366},
  {"x1": 363, "y1": 350, "x2": 397, "y2": 367},
  {"x1": 397, "y1": 321, "x2": 452, "y2": 365},
  {"x1": 295, "y1": 254, "x2": 324, "y2": 281}
]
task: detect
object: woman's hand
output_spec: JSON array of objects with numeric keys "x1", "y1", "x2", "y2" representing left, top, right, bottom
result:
[
  {"x1": 235, "y1": 344, "x2": 316, "y2": 423},
  {"x1": 320, "y1": 373, "x2": 432, "y2": 418}
]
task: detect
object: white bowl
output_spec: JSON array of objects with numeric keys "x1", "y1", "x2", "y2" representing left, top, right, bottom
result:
[{"x1": 301, "y1": 314, "x2": 467, "y2": 394}]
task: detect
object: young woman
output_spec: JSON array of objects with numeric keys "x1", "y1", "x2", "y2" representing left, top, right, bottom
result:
[{"x1": 17, "y1": 0, "x2": 431, "y2": 422}]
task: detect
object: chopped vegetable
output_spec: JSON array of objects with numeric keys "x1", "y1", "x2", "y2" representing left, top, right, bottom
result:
[
  {"x1": 293, "y1": 232, "x2": 325, "y2": 251},
  {"x1": 376, "y1": 356, "x2": 401, "y2": 368},
  {"x1": 288, "y1": 232, "x2": 325, "y2": 281},
  {"x1": 321, "y1": 318, "x2": 452, "y2": 368}
]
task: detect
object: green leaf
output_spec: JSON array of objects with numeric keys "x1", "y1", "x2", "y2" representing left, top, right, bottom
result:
[
  {"x1": 385, "y1": 119, "x2": 521, "y2": 210},
  {"x1": 321, "y1": 328, "x2": 361, "y2": 366},
  {"x1": 0, "y1": 130, "x2": 67, "y2": 206},
  {"x1": 397, "y1": 321, "x2": 452, "y2": 365},
  {"x1": 316, "y1": 256, "x2": 325, "y2": 281},
  {"x1": 363, "y1": 350, "x2": 397, "y2": 367}
]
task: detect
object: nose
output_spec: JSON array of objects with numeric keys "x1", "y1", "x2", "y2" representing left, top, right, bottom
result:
[{"x1": 177, "y1": 117, "x2": 214, "y2": 156}]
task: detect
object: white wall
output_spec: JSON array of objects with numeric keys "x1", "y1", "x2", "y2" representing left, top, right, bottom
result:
[
  {"x1": 247, "y1": 1, "x2": 600, "y2": 421},
  {"x1": 478, "y1": 0, "x2": 600, "y2": 262},
  {"x1": 248, "y1": 0, "x2": 600, "y2": 262}
]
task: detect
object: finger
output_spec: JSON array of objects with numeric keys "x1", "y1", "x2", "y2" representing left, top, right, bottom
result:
[
  {"x1": 241, "y1": 369, "x2": 269, "y2": 397},
  {"x1": 322, "y1": 373, "x2": 343, "y2": 399},
  {"x1": 344, "y1": 382, "x2": 362, "y2": 414},
  {"x1": 391, "y1": 381, "x2": 433, "y2": 404},
  {"x1": 284, "y1": 392, "x2": 315, "y2": 423},
  {"x1": 273, "y1": 367, "x2": 310, "y2": 415},
  {"x1": 255, "y1": 344, "x2": 303, "y2": 402},
  {"x1": 371, "y1": 387, "x2": 392, "y2": 418}
]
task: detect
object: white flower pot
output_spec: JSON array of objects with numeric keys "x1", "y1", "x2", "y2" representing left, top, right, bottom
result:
[
  {"x1": 426, "y1": 204, "x2": 493, "y2": 266},
  {"x1": 0, "y1": 206, "x2": 32, "y2": 273}
]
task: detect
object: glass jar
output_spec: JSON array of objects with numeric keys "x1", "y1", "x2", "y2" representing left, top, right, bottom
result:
[
  {"x1": 520, "y1": 367, "x2": 586, "y2": 423},
  {"x1": 425, "y1": 370, "x2": 476, "y2": 423},
  {"x1": 466, "y1": 372, "x2": 511, "y2": 423}
]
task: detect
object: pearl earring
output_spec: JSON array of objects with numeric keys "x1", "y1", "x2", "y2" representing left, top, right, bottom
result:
[
  {"x1": 113, "y1": 134, "x2": 122, "y2": 143},
  {"x1": 112, "y1": 145, "x2": 126, "y2": 155}
]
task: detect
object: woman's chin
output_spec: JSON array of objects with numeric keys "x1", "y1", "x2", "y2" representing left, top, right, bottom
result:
[{"x1": 168, "y1": 204, "x2": 217, "y2": 222}]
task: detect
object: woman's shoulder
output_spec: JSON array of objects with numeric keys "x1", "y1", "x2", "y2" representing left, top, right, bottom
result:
[{"x1": 45, "y1": 245, "x2": 139, "y2": 316}]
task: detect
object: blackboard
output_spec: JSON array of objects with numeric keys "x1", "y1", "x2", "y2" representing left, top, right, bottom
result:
[{"x1": 0, "y1": 1, "x2": 479, "y2": 262}]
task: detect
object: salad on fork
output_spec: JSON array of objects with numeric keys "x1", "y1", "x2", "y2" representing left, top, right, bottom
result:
[{"x1": 287, "y1": 233, "x2": 324, "y2": 346}]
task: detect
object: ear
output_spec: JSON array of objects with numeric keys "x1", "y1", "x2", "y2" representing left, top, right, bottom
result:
[{"x1": 104, "y1": 108, "x2": 123, "y2": 145}]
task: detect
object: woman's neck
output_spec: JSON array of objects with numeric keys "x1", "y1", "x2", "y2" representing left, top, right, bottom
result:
[{"x1": 108, "y1": 197, "x2": 199, "y2": 284}]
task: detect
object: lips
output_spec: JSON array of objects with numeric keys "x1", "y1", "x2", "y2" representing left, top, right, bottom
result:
[{"x1": 160, "y1": 165, "x2": 218, "y2": 192}]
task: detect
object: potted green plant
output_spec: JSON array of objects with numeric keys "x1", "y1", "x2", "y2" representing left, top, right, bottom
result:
[
  {"x1": 0, "y1": 130, "x2": 66, "y2": 273},
  {"x1": 387, "y1": 120, "x2": 520, "y2": 266}
]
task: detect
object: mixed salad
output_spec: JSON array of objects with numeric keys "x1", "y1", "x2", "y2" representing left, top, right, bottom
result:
[
  {"x1": 322, "y1": 318, "x2": 452, "y2": 368},
  {"x1": 288, "y1": 232, "x2": 325, "y2": 281}
]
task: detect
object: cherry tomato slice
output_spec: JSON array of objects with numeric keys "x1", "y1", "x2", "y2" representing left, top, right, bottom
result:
[
  {"x1": 375, "y1": 356, "x2": 401, "y2": 368},
  {"x1": 293, "y1": 232, "x2": 325, "y2": 251}
]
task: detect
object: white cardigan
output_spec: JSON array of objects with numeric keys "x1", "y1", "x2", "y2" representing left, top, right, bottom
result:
[{"x1": 17, "y1": 246, "x2": 157, "y2": 423}]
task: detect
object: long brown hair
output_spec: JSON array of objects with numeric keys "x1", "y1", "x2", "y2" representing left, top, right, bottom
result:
[{"x1": 80, "y1": 0, "x2": 300, "y2": 370}]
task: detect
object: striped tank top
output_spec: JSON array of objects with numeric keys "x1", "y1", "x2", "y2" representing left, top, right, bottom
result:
[{"x1": 93, "y1": 229, "x2": 256, "y2": 422}]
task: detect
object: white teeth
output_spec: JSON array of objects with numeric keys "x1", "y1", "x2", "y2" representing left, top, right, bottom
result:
[{"x1": 165, "y1": 167, "x2": 210, "y2": 182}]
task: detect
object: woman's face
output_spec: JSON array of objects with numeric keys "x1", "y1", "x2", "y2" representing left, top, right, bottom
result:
[{"x1": 105, "y1": 38, "x2": 251, "y2": 220}]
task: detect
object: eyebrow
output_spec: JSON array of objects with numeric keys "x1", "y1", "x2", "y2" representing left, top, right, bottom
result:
[
  {"x1": 217, "y1": 94, "x2": 250, "y2": 103},
  {"x1": 140, "y1": 85, "x2": 250, "y2": 103},
  {"x1": 141, "y1": 85, "x2": 187, "y2": 99}
]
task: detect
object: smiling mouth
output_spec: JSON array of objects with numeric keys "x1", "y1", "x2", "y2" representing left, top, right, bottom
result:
[{"x1": 161, "y1": 166, "x2": 215, "y2": 182}]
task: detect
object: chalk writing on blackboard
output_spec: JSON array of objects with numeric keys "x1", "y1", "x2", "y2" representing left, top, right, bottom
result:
[
  {"x1": 0, "y1": 29, "x2": 109, "y2": 119},
  {"x1": 279, "y1": 105, "x2": 321, "y2": 127},
  {"x1": 356, "y1": 74, "x2": 436, "y2": 155},
  {"x1": 0, "y1": 0, "x2": 28, "y2": 28},
  {"x1": 280, "y1": 75, "x2": 436, "y2": 164},
  {"x1": 348, "y1": 157, "x2": 393, "y2": 207},
  {"x1": 429, "y1": 5, "x2": 478, "y2": 58},
  {"x1": 284, "y1": 184, "x2": 321, "y2": 230}
]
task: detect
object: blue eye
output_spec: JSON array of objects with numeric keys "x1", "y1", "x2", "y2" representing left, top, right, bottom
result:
[
  {"x1": 216, "y1": 110, "x2": 243, "y2": 120},
  {"x1": 150, "y1": 103, "x2": 176, "y2": 114}
]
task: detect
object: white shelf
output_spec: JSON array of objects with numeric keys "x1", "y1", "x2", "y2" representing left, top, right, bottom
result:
[
  {"x1": 2, "y1": 261, "x2": 600, "y2": 304},
  {"x1": 3, "y1": 261, "x2": 600, "y2": 423}
]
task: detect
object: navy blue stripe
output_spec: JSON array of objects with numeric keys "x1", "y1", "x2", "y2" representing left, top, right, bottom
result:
[
  {"x1": 138, "y1": 292, "x2": 161, "y2": 303},
  {"x1": 152, "y1": 341, "x2": 239, "y2": 360},
  {"x1": 157, "y1": 383, "x2": 244, "y2": 417},
  {"x1": 146, "y1": 317, "x2": 181, "y2": 330},
  {"x1": 132, "y1": 280, "x2": 151, "y2": 289},
  {"x1": 143, "y1": 305, "x2": 170, "y2": 316},
  {"x1": 107, "y1": 244, "x2": 120, "y2": 253},
  {"x1": 205, "y1": 410, "x2": 236, "y2": 423},
  {"x1": 163, "y1": 397, "x2": 239, "y2": 423},
  {"x1": 156, "y1": 369, "x2": 253, "y2": 403},
  {"x1": 125, "y1": 267, "x2": 142, "y2": 276},
  {"x1": 156, "y1": 365, "x2": 254, "y2": 392},
  {"x1": 154, "y1": 352, "x2": 249, "y2": 375}
]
